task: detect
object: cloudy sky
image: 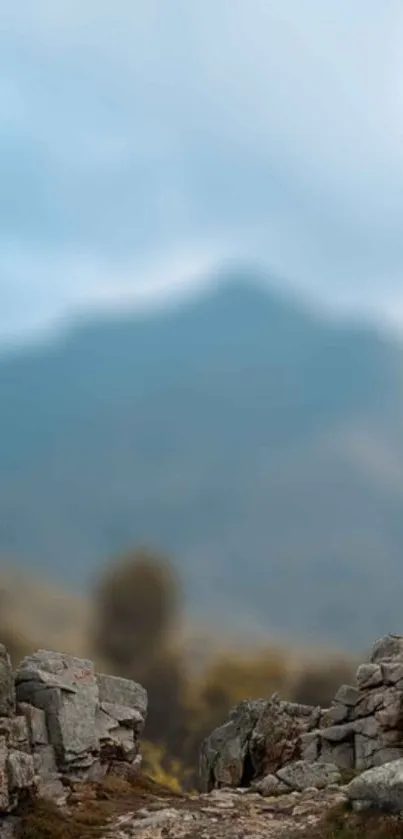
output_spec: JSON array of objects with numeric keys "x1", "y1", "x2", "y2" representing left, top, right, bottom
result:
[{"x1": 1, "y1": 1, "x2": 403, "y2": 343}]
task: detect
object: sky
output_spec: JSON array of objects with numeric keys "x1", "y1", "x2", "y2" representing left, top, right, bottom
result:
[{"x1": 1, "y1": 0, "x2": 403, "y2": 344}]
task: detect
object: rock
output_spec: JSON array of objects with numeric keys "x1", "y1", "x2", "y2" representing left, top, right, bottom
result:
[
  {"x1": 327, "y1": 704, "x2": 349, "y2": 724},
  {"x1": 320, "y1": 724, "x2": 354, "y2": 743},
  {"x1": 16, "y1": 651, "x2": 99, "y2": 770},
  {"x1": 18, "y1": 704, "x2": 48, "y2": 746},
  {"x1": 318, "y1": 742, "x2": 354, "y2": 770},
  {"x1": 0, "y1": 739, "x2": 10, "y2": 813},
  {"x1": 371, "y1": 634, "x2": 403, "y2": 664},
  {"x1": 97, "y1": 674, "x2": 147, "y2": 721},
  {"x1": 252, "y1": 774, "x2": 290, "y2": 796},
  {"x1": 334, "y1": 685, "x2": 359, "y2": 707},
  {"x1": 276, "y1": 760, "x2": 341, "y2": 791},
  {"x1": 356, "y1": 664, "x2": 383, "y2": 690},
  {"x1": 347, "y1": 758, "x2": 403, "y2": 812},
  {"x1": 6, "y1": 751, "x2": 34, "y2": 792},
  {"x1": 381, "y1": 663, "x2": 403, "y2": 685},
  {"x1": 0, "y1": 649, "x2": 15, "y2": 719},
  {"x1": 199, "y1": 700, "x2": 265, "y2": 792},
  {"x1": 300, "y1": 733, "x2": 319, "y2": 763},
  {"x1": 249, "y1": 697, "x2": 316, "y2": 778}
]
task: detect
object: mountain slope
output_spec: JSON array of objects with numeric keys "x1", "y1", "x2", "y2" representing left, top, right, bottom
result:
[{"x1": 1, "y1": 271, "x2": 403, "y2": 649}]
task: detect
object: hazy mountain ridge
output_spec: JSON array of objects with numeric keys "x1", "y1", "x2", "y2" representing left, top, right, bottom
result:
[{"x1": 1, "y1": 272, "x2": 403, "y2": 650}]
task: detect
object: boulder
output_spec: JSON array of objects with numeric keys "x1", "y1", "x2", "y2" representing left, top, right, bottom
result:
[{"x1": 348, "y1": 758, "x2": 403, "y2": 812}]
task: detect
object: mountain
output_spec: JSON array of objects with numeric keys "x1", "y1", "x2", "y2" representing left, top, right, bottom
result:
[{"x1": 1, "y1": 269, "x2": 403, "y2": 650}]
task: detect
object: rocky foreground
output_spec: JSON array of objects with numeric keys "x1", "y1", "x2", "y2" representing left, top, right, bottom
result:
[{"x1": 5, "y1": 635, "x2": 403, "y2": 836}]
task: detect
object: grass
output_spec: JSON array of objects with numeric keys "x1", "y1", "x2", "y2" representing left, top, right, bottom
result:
[
  {"x1": 295, "y1": 804, "x2": 403, "y2": 839},
  {"x1": 17, "y1": 772, "x2": 186, "y2": 839}
]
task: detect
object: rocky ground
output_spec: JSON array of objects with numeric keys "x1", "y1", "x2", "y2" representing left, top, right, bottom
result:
[{"x1": 17, "y1": 774, "x2": 349, "y2": 839}]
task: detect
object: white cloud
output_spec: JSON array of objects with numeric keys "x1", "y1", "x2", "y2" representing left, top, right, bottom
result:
[{"x1": 1, "y1": 0, "x2": 403, "y2": 339}]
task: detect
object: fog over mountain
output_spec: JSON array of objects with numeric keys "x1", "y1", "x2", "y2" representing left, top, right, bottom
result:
[{"x1": 1, "y1": 269, "x2": 403, "y2": 651}]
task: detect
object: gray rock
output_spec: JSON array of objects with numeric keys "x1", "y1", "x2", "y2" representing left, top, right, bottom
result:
[
  {"x1": 320, "y1": 724, "x2": 354, "y2": 743},
  {"x1": 199, "y1": 699, "x2": 265, "y2": 792},
  {"x1": 18, "y1": 704, "x2": 48, "y2": 746},
  {"x1": 371, "y1": 635, "x2": 403, "y2": 664},
  {"x1": 300, "y1": 732, "x2": 319, "y2": 763},
  {"x1": 97, "y1": 674, "x2": 147, "y2": 720},
  {"x1": 277, "y1": 760, "x2": 341, "y2": 791},
  {"x1": 0, "y1": 738, "x2": 9, "y2": 812},
  {"x1": 32, "y1": 745, "x2": 58, "y2": 775},
  {"x1": 6, "y1": 751, "x2": 34, "y2": 792},
  {"x1": 327, "y1": 704, "x2": 349, "y2": 725},
  {"x1": 99, "y1": 701, "x2": 144, "y2": 731},
  {"x1": 253, "y1": 774, "x2": 290, "y2": 796},
  {"x1": 373, "y1": 748, "x2": 403, "y2": 766},
  {"x1": 318, "y1": 742, "x2": 354, "y2": 770},
  {"x1": 0, "y1": 648, "x2": 15, "y2": 718},
  {"x1": 356, "y1": 664, "x2": 383, "y2": 690},
  {"x1": 348, "y1": 758, "x2": 403, "y2": 812},
  {"x1": 17, "y1": 651, "x2": 99, "y2": 768},
  {"x1": 334, "y1": 685, "x2": 359, "y2": 707},
  {"x1": 381, "y1": 663, "x2": 403, "y2": 685},
  {"x1": 353, "y1": 717, "x2": 380, "y2": 738}
]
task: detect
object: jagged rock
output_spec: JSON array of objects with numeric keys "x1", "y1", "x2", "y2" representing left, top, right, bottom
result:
[
  {"x1": 356, "y1": 664, "x2": 383, "y2": 690},
  {"x1": 371, "y1": 634, "x2": 403, "y2": 664},
  {"x1": 276, "y1": 760, "x2": 341, "y2": 791},
  {"x1": 347, "y1": 758, "x2": 403, "y2": 812},
  {"x1": 0, "y1": 649, "x2": 15, "y2": 719},
  {"x1": 18, "y1": 704, "x2": 48, "y2": 746},
  {"x1": 249, "y1": 697, "x2": 318, "y2": 778},
  {"x1": 252, "y1": 773, "x2": 290, "y2": 796},
  {"x1": 200, "y1": 700, "x2": 264, "y2": 792},
  {"x1": 334, "y1": 685, "x2": 359, "y2": 707},
  {"x1": 16, "y1": 651, "x2": 99, "y2": 771},
  {"x1": 0, "y1": 739, "x2": 10, "y2": 812},
  {"x1": 97, "y1": 674, "x2": 147, "y2": 721},
  {"x1": 6, "y1": 751, "x2": 34, "y2": 792}
]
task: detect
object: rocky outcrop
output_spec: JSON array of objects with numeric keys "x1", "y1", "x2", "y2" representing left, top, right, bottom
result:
[
  {"x1": 0, "y1": 646, "x2": 147, "y2": 828},
  {"x1": 200, "y1": 634, "x2": 403, "y2": 795},
  {"x1": 347, "y1": 758, "x2": 403, "y2": 813}
]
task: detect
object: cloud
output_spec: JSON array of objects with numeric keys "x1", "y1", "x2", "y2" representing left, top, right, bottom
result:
[{"x1": 1, "y1": 0, "x2": 403, "y2": 340}]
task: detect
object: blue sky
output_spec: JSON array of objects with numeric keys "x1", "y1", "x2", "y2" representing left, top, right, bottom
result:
[{"x1": 1, "y1": 1, "x2": 403, "y2": 343}]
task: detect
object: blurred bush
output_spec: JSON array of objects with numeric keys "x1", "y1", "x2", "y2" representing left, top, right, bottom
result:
[{"x1": 291, "y1": 657, "x2": 357, "y2": 707}]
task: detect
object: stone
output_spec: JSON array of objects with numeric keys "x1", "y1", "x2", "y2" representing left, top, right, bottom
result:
[
  {"x1": 199, "y1": 699, "x2": 265, "y2": 792},
  {"x1": 319, "y1": 724, "x2": 354, "y2": 743},
  {"x1": 97, "y1": 674, "x2": 147, "y2": 720},
  {"x1": 353, "y1": 717, "x2": 380, "y2": 738},
  {"x1": 356, "y1": 664, "x2": 383, "y2": 690},
  {"x1": 373, "y1": 748, "x2": 403, "y2": 766},
  {"x1": 18, "y1": 704, "x2": 48, "y2": 746},
  {"x1": 318, "y1": 742, "x2": 354, "y2": 770},
  {"x1": 381, "y1": 662, "x2": 403, "y2": 685},
  {"x1": 353, "y1": 691, "x2": 384, "y2": 719},
  {"x1": 99, "y1": 702, "x2": 144, "y2": 730},
  {"x1": 252, "y1": 774, "x2": 289, "y2": 796},
  {"x1": 0, "y1": 649, "x2": 15, "y2": 719},
  {"x1": 6, "y1": 751, "x2": 34, "y2": 792},
  {"x1": 0, "y1": 738, "x2": 10, "y2": 813},
  {"x1": 334, "y1": 685, "x2": 359, "y2": 707},
  {"x1": 32, "y1": 745, "x2": 58, "y2": 775},
  {"x1": 249, "y1": 697, "x2": 315, "y2": 778},
  {"x1": 347, "y1": 758, "x2": 403, "y2": 812},
  {"x1": 277, "y1": 760, "x2": 341, "y2": 791},
  {"x1": 300, "y1": 733, "x2": 319, "y2": 763},
  {"x1": 371, "y1": 635, "x2": 403, "y2": 664},
  {"x1": 327, "y1": 704, "x2": 349, "y2": 725},
  {"x1": 16, "y1": 651, "x2": 99, "y2": 768}
]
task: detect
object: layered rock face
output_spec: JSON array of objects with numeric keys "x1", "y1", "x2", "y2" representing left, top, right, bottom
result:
[
  {"x1": 200, "y1": 634, "x2": 403, "y2": 794},
  {"x1": 0, "y1": 647, "x2": 147, "y2": 817}
]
